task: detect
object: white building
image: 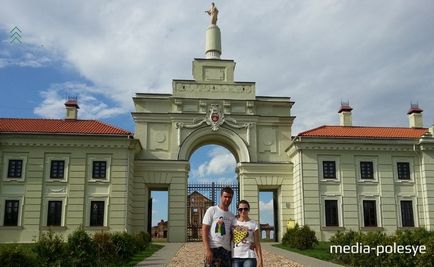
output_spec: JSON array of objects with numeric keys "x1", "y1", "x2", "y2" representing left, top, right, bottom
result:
[{"x1": 287, "y1": 103, "x2": 434, "y2": 240}]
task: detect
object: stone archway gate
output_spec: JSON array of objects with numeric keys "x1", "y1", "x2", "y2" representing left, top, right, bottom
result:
[
  {"x1": 187, "y1": 182, "x2": 239, "y2": 242},
  {"x1": 130, "y1": 56, "x2": 295, "y2": 242}
]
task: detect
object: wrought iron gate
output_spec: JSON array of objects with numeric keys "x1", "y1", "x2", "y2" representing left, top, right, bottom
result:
[{"x1": 187, "y1": 182, "x2": 239, "y2": 242}]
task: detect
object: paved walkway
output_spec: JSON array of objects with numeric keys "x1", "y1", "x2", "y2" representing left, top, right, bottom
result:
[
  {"x1": 261, "y1": 242, "x2": 344, "y2": 267},
  {"x1": 135, "y1": 243, "x2": 183, "y2": 267},
  {"x1": 136, "y1": 242, "x2": 344, "y2": 267}
]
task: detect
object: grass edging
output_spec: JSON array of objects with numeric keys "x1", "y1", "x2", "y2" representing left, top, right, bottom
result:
[
  {"x1": 273, "y1": 241, "x2": 334, "y2": 262},
  {"x1": 120, "y1": 243, "x2": 164, "y2": 267}
]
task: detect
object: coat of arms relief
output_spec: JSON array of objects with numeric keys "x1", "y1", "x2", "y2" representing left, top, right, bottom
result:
[
  {"x1": 206, "y1": 104, "x2": 225, "y2": 131},
  {"x1": 175, "y1": 104, "x2": 254, "y2": 145}
]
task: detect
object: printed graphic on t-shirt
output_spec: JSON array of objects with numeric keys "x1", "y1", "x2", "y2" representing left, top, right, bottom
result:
[
  {"x1": 231, "y1": 220, "x2": 258, "y2": 258},
  {"x1": 215, "y1": 216, "x2": 226, "y2": 236},
  {"x1": 203, "y1": 206, "x2": 235, "y2": 251},
  {"x1": 233, "y1": 225, "x2": 249, "y2": 246}
]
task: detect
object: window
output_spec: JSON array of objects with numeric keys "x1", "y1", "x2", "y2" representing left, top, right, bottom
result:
[
  {"x1": 356, "y1": 157, "x2": 378, "y2": 182},
  {"x1": 92, "y1": 161, "x2": 107, "y2": 179},
  {"x1": 90, "y1": 201, "x2": 105, "y2": 226},
  {"x1": 87, "y1": 155, "x2": 111, "y2": 182},
  {"x1": 45, "y1": 155, "x2": 69, "y2": 182},
  {"x1": 323, "y1": 161, "x2": 336, "y2": 179},
  {"x1": 7, "y1": 160, "x2": 23, "y2": 178},
  {"x1": 325, "y1": 200, "x2": 339, "y2": 226},
  {"x1": 50, "y1": 160, "x2": 65, "y2": 179},
  {"x1": 363, "y1": 200, "x2": 377, "y2": 227},
  {"x1": 397, "y1": 162, "x2": 411, "y2": 180},
  {"x1": 400, "y1": 200, "x2": 415, "y2": 227},
  {"x1": 4, "y1": 200, "x2": 19, "y2": 226},
  {"x1": 360, "y1": 161, "x2": 374, "y2": 179},
  {"x1": 3, "y1": 154, "x2": 27, "y2": 181},
  {"x1": 319, "y1": 156, "x2": 340, "y2": 181},
  {"x1": 47, "y1": 201, "x2": 62, "y2": 226}
]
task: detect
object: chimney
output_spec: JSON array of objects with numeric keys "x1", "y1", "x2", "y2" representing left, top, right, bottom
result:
[
  {"x1": 65, "y1": 97, "x2": 79, "y2": 120},
  {"x1": 338, "y1": 101, "x2": 353, "y2": 126},
  {"x1": 407, "y1": 103, "x2": 423, "y2": 128}
]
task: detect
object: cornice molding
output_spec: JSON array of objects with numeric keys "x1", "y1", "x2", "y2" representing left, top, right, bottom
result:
[
  {"x1": 237, "y1": 162, "x2": 292, "y2": 175},
  {"x1": 296, "y1": 144, "x2": 415, "y2": 152},
  {"x1": 0, "y1": 140, "x2": 134, "y2": 149},
  {"x1": 288, "y1": 138, "x2": 418, "y2": 152}
]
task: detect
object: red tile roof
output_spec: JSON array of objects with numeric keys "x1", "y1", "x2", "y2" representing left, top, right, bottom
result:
[
  {"x1": 298, "y1": 126, "x2": 428, "y2": 139},
  {"x1": 0, "y1": 118, "x2": 132, "y2": 136}
]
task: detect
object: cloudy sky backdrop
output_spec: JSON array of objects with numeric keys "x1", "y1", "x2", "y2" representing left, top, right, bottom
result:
[{"x1": 1, "y1": 0, "x2": 433, "y2": 227}]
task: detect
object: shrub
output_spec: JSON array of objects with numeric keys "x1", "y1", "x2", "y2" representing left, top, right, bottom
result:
[
  {"x1": 67, "y1": 226, "x2": 95, "y2": 267},
  {"x1": 330, "y1": 231, "x2": 390, "y2": 267},
  {"x1": 414, "y1": 233, "x2": 434, "y2": 267},
  {"x1": 329, "y1": 230, "x2": 362, "y2": 265},
  {"x1": 329, "y1": 229, "x2": 434, "y2": 267},
  {"x1": 293, "y1": 225, "x2": 319, "y2": 250},
  {"x1": 134, "y1": 231, "x2": 151, "y2": 250},
  {"x1": 33, "y1": 230, "x2": 66, "y2": 267},
  {"x1": 93, "y1": 231, "x2": 116, "y2": 267},
  {"x1": 282, "y1": 223, "x2": 299, "y2": 246},
  {"x1": 112, "y1": 232, "x2": 139, "y2": 263},
  {"x1": 282, "y1": 224, "x2": 318, "y2": 250},
  {"x1": 357, "y1": 231, "x2": 390, "y2": 267},
  {"x1": 392, "y1": 229, "x2": 434, "y2": 267},
  {"x1": 0, "y1": 245, "x2": 37, "y2": 267}
]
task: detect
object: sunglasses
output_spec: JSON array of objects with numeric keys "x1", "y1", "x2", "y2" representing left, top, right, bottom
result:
[{"x1": 238, "y1": 208, "x2": 249, "y2": 212}]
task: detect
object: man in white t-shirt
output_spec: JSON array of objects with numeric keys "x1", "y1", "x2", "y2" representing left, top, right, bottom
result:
[{"x1": 202, "y1": 187, "x2": 235, "y2": 267}]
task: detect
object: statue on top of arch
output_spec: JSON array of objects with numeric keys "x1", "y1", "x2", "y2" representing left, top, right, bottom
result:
[{"x1": 205, "y1": 2, "x2": 219, "y2": 25}]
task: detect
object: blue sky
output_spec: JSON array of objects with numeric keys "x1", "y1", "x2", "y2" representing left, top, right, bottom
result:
[
  {"x1": 1, "y1": 1, "x2": 433, "y2": 134},
  {"x1": 1, "y1": 0, "x2": 433, "y2": 229}
]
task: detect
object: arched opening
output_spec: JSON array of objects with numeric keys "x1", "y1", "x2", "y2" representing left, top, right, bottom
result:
[
  {"x1": 178, "y1": 126, "x2": 250, "y2": 163},
  {"x1": 186, "y1": 144, "x2": 239, "y2": 241},
  {"x1": 189, "y1": 145, "x2": 237, "y2": 183}
]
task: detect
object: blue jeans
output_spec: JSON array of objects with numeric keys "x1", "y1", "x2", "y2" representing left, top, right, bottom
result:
[{"x1": 232, "y1": 258, "x2": 257, "y2": 267}]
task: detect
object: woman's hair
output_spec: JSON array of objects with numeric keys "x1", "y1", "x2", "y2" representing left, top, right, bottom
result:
[{"x1": 237, "y1": 199, "x2": 250, "y2": 209}]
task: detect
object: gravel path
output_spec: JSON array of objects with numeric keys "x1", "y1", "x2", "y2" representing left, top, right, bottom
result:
[{"x1": 167, "y1": 242, "x2": 305, "y2": 267}]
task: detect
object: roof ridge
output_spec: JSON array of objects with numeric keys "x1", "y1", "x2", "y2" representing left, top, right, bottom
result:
[
  {"x1": 297, "y1": 125, "x2": 328, "y2": 136},
  {"x1": 316, "y1": 125, "x2": 428, "y2": 129},
  {"x1": 0, "y1": 118, "x2": 133, "y2": 136},
  {"x1": 297, "y1": 125, "x2": 428, "y2": 139},
  {"x1": 333, "y1": 125, "x2": 428, "y2": 130},
  {"x1": 0, "y1": 117, "x2": 63, "y2": 121},
  {"x1": 91, "y1": 119, "x2": 132, "y2": 135}
]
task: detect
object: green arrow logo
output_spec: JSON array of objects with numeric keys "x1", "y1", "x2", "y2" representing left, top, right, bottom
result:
[{"x1": 10, "y1": 26, "x2": 22, "y2": 44}]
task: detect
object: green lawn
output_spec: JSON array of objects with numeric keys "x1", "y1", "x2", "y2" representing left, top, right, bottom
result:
[
  {"x1": 0, "y1": 242, "x2": 164, "y2": 267},
  {"x1": 120, "y1": 243, "x2": 164, "y2": 267},
  {"x1": 0, "y1": 243, "x2": 35, "y2": 254},
  {"x1": 274, "y1": 241, "x2": 334, "y2": 262}
]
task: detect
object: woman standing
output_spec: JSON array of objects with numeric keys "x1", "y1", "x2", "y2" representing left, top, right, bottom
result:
[{"x1": 232, "y1": 200, "x2": 263, "y2": 267}]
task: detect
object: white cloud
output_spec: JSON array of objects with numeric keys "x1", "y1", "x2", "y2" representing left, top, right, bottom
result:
[
  {"x1": 33, "y1": 82, "x2": 127, "y2": 119},
  {"x1": 259, "y1": 200, "x2": 274, "y2": 225},
  {"x1": 192, "y1": 146, "x2": 236, "y2": 178},
  {"x1": 1, "y1": 0, "x2": 433, "y2": 132},
  {"x1": 0, "y1": 58, "x2": 7, "y2": 68},
  {"x1": 195, "y1": 177, "x2": 235, "y2": 184},
  {"x1": 260, "y1": 200, "x2": 273, "y2": 212},
  {"x1": 0, "y1": 46, "x2": 54, "y2": 68},
  {"x1": 16, "y1": 52, "x2": 52, "y2": 67}
]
